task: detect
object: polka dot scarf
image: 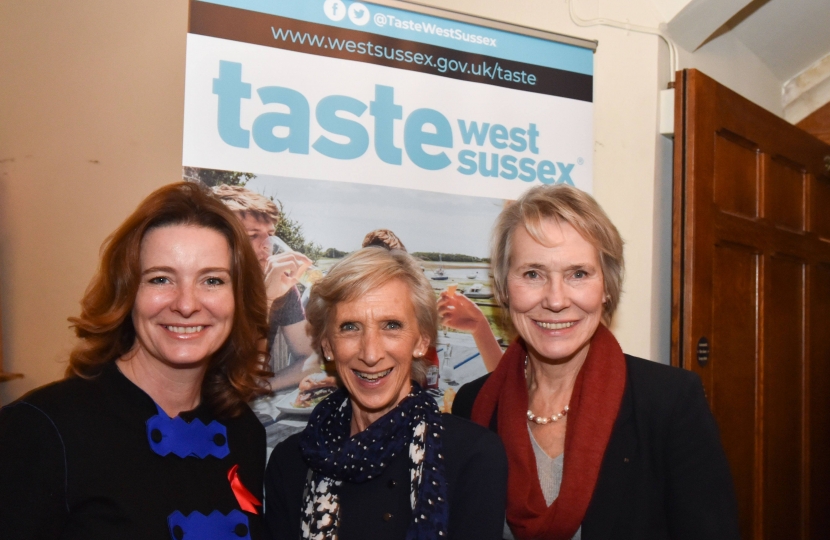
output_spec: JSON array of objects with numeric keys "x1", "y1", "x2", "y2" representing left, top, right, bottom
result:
[{"x1": 299, "y1": 383, "x2": 449, "y2": 540}]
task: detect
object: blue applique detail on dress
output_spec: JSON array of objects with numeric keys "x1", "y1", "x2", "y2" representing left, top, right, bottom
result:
[
  {"x1": 167, "y1": 510, "x2": 251, "y2": 540},
  {"x1": 146, "y1": 405, "x2": 229, "y2": 459}
]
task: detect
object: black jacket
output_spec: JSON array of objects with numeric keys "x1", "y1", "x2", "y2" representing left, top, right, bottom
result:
[
  {"x1": 0, "y1": 363, "x2": 266, "y2": 540},
  {"x1": 263, "y1": 413, "x2": 508, "y2": 540},
  {"x1": 452, "y1": 355, "x2": 741, "y2": 540}
]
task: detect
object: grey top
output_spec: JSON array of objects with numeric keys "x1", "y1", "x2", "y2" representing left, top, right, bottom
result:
[
  {"x1": 529, "y1": 426, "x2": 565, "y2": 506},
  {"x1": 503, "y1": 427, "x2": 581, "y2": 540}
]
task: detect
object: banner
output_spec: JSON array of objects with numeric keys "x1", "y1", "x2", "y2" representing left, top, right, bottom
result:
[{"x1": 184, "y1": 0, "x2": 595, "y2": 452}]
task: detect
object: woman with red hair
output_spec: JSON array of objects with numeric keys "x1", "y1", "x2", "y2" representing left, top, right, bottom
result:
[{"x1": 0, "y1": 182, "x2": 271, "y2": 540}]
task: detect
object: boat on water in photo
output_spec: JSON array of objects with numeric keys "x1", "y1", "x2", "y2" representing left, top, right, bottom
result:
[
  {"x1": 463, "y1": 283, "x2": 493, "y2": 299},
  {"x1": 431, "y1": 254, "x2": 449, "y2": 280},
  {"x1": 431, "y1": 267, "x2": 449, "y2": 280}
]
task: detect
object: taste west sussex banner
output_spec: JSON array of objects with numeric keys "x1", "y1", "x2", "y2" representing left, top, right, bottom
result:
[{"x1": 183, "y1": 0, "x2": 595, "y2": 451}]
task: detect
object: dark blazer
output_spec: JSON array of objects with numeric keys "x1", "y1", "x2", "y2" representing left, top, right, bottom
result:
[
  {"x1": 0, "y1": 363, "x2": 266, "y2": 540},
  {"x1": 453, "y1": 355, "x2": 741, "y2": 540},
  {"x1": 263, "y1": 413, "x2": 507, "y2": 540}
]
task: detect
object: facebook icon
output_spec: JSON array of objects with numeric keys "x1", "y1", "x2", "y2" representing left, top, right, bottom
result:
[{"x1": 323, "y1": 0, "x2": 346, "y2": 22}]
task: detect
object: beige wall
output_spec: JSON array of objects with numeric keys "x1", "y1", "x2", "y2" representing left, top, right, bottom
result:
[
  {"x1": 0, "y1": 0, "x2": 786, "y2": 404},
  {"x1": 0, "y1": 0, "x2": 188, "y2": 404}
]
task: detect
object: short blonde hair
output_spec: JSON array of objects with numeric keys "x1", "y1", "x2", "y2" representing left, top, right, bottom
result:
[
  {"x1": 305, "y1": 248, "x2": 438, "y2": 384},
  {"x1": 212, "y1": 184, "x2": 280, "y2": 227},
  {"x1": 491, "y1": 185, "x2": 624, "y2": 324}
]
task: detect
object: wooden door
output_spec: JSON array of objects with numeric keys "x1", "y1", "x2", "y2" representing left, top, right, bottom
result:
[{"x1": 672, "y1": 69, "x2": 830, "y2": 540}]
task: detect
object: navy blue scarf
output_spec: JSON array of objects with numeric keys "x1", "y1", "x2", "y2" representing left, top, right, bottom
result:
[{"x1": 299, "y1": 383, "x2": 449, "y2": 539}]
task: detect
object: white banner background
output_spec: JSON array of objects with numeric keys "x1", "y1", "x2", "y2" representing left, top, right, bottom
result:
[{"x1": 183, "y1": 34, "x2": 593, "y2": 198}]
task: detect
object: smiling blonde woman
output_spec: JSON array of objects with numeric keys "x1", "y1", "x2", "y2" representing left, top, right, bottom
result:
[
  {"x1": 452, "y1": 185, "x2": 740, "y2": 540},
  {"x1": 263, "y1": 247, "x2": 507, "y2": 540}
]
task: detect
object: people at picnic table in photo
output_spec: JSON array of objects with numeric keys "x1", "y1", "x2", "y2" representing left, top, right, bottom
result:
[
  {"x1": 0, "y1": 182, "x2": 272, "y2": 540},
  {"x1": 432, "y1": 243, "x2": 504, "y2": 372},
  {"x1": 212, "y1": 184, "x2": 321, "y2": 392},
  {"x1": 451, "y1": 184, "x2": 740, "y2": 540},
  {"x1": 437, "y1": 284, "x2": 504, "y2": 372}
]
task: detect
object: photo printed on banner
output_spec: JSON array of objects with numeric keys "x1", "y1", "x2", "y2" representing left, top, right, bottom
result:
[{"x1": 187, "y1": 168, "x2": 511, "y2": 452}]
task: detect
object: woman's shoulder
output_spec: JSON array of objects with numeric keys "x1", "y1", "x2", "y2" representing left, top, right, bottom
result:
[
  {"x1": 624, "y1": 355, "x2": 701, "y2": 394},
  {"x1": 222, "y1": 403, "x2": 266, "y2": 452},
  {"x1": 439, "y1": 413, "x2": 508, "y2": 514},
  {"x1": 623, "y1": 354, "x2": 708, "y2": 420},
  {"x1": 265, "y1": 432, "x2": 309, "y2": 494},
  {"x1": 451, "y1": 374, "x2": 491, "y2": 420},
  {"x1": 4, "y1": 372, "x2": 105, "y2": 419},
  {"x1": 0, "y1": 373, "x2": 110, "y2": 454},
  {"x1": 267, "y1": 432, "x2": 305, "y2": 472},
  {"x1": 440, "y1": 413, "x2": 505, "y2": 466},
  {"x1": 229, "y1": 402, "x2": 266, "y2": 430}
]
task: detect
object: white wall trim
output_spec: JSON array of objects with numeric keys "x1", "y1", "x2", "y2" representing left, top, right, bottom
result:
[
  {"x1": 783, "y1": 52, "x2": 830, "y2": 124},
  {"x1": 663, "y1": 0, "x2": 752, "y2": 52}
]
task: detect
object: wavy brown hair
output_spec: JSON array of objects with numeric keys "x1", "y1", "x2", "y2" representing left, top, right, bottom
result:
[{"x1": 67, "y1": 182, "x2": 271, "y2": 418}]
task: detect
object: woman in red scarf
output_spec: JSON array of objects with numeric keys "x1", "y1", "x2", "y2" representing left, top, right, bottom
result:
[{"x1": 452, "y1": 185, "x2": 740, "y2": 540}]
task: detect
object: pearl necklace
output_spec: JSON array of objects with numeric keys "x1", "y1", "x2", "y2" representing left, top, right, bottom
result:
[{"x1": 525, "y1": 355, "x2": 570, "y2": 425}]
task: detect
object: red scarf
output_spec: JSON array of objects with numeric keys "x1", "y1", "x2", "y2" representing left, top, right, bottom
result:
[{"x1": 471, "y1": 325, "x2": 627, "y2": 540}]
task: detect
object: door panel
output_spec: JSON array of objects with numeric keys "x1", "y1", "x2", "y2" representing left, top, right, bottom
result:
[
  {"x1": 714, "y1": 132, "x2": 759, "y2": 218},
  {"x1": 673, "y1": 69, "x2": 830, "y2": 539},
  {"x1": 762, "y1": 255, "x2": 804, "y2": 539},
  {"x1": 711, "y1": 242, "x2": 758, "y2": 537},
  {"x1": 809, "y1": 263, "x2": 830, "y2": 534},
  {"x1": 812, "y1": 176, "x2": 830, "y2": 239},
  {"x1": 765, "y1": 158, "x2": 805, "y2": 232}
]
